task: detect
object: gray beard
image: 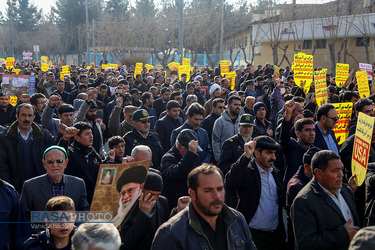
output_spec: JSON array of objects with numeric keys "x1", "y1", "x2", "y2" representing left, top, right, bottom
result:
[{"x1": 113, "y1": 188, "x2": 141, "y2": 227}]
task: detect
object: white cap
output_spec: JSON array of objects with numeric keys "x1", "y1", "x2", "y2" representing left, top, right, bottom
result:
[{"x1": 209, "y1": 83, "x2": 221, "y2": 96}]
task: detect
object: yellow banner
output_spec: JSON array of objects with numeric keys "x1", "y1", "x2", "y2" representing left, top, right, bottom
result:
[
  {"x1": 332, "y1": 103, "x2": 353, "y2": 145},
  {"x1": 62, "y1": 65, "x2": 69, "y2": 72},
  {"x1": 49, "y1": 60, "x2": 53, "y2": 66},
  {"x1": 134, "y1": 63, "x2": 143, "y2": 76},
  {"x1": 108, "y1": 63, "x2": 118, "y2": 69},
  {"x1": 9, "y1": 96, "x2": 17, "y2": 106},
  {"x1": 182, "y1": 58, "x2": 190, "y2": 66},
  {"x1": 168, "y1": 62, "x2": 180, "y2": 71},
  {"x1": 314, "y1": 69, "x2": 328, "y2": 106},
  {"x1": 41, "y1": 63, "x2": 49, "y2": 72},
  {"x1": 352, "y1": 112, "x2": 374, "y2": 186},
  {"x1": 145, "y1": 64, "x2": 154, "y2": 71},
  {"x1": 274, "y1": 65, "x2": 280, "y2": 78},
  {"x1": 41, "y1": 56, "x2": 48, "y2": 64},
  {"x1": 336, "y1": 63, "x2": 349, "y2": 88},
  {"x1": 225, "y1": 72, "x2": 236, "y2": 90},
  {"x1": 357, "y1": 71, "x2": 370, "y2": 98},
  {"x1": 5, "y1": 57, "x2": 15, "y2": 69},
  {"x1": 12, "y1": 69, "x2": 21, "y2": 75},
  {"x1": 293, "y1": 53, "x2": 313, "y2": 93},
  {"x1": 220, "y1": 60, "x2": 229, "y2": 75},
  {"x1": 101, "y1": 64, "x2": 108, "y2": 70},
  {"x1": 179, "y1": 65, "x2": 191, "y2": 82},
  {"x1": 60, "y1": 71, "x2": 70, "y2": 80}
]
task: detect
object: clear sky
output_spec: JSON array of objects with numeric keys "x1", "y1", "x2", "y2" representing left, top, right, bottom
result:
[{"x1": 1, "y1": 0, "x2": 333, "y2": 16}]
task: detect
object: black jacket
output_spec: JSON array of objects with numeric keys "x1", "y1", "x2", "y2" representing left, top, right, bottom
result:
[
  {"x1": 153, "y1": 98, "x2": 167, "y2": 118},
  {"x1": 154, "y1": 114, "x2": 183, "y2": 153},
  {"x1": 24, "y1": 227, "x2": 75, "y2": 250},
  {"x1": 218, "y1": 134, "x2": 245, "y2": 175},
  {"x1": 201, "y1": 111, "x2": 220, "y2": 147},
  {"x1": 0, "y1": 104, "x2": 14, "y2": 126},
  {"x1": 313, "y1": 123, "x2": 339, "y2": 152}
]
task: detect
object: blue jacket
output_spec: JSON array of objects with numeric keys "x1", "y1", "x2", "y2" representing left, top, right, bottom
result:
[
  {"x1": 170, "y1": 122, "x2": 212, "y2": 163},
  {"x1": 152, "y1": 203, "x2": 256, "y2": 250}
]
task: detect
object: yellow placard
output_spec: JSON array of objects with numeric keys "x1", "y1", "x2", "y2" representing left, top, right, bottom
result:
[
  {"x1": 5, "y1": 57, "x2": 15, "y2": 69},
  {"x1": 41, "y1": 63, "x2": 49, "y2": 72},
  {"x1": 9, "y1": 96, "x2": 17, "y2": 106},
  {"x1": 274, "y1": 65, "x2": 280, "y2": 78},
  {"x1": 41, "y1": 56, "x2": 48, "y2": 64},
  {"x1": 352, "y1": 112, "x2": 374, "y2": 186},
  {"x1": 293, "y1": 53, "x2": 313, "y2": 93},
  {"x1": 12, "y1": 69, "x2": 21, "y2": 75},
  {"x1": 108, "y1": 63, "x2": 118, "y2": 69},
  {"x1": 336, "y1": 63, "x2": 349, "y2": 88},
  {"x1": 179, "y1": 65, "x2": 191, "y2": 82},
  {"x1": 314, "y1": 69, "x2": 328, "y2": 106},
  {"x1": 145, "y1": 64, "x2": 154, "y2": 71},
  {"x1": 168, "y1": 62, "x2": 180, "y2": 72},
  {"x1": 101, "y1": 64, "x2": 108, "y2": 70},
  {"x1": 220, "y1": 60, "x2": 229, "y2": 75},
  {"x1": 332, "y1": 103, "x2": 353, "y2": 145},
  {"x1": 60, "y1": 71, "x2": 70, "y2": 80},
  {"x1": 182, "y1": 58, "x2": 190, "y2": 66},
  {"x1": 49, "y1": 60, "x2": 53, "y2": 66},
  {"x1": 134, "y1": 62, "x2": 143, "y2": 76},
  {"x1": 62, "y1": 65, "x2": 69, "y2": 72},
  {"x1": 357, "y1": 71, "x2": 370, "y2": 98},
  {"x1": 225, "y1": 72, "x2": 236, "y2": 90}
]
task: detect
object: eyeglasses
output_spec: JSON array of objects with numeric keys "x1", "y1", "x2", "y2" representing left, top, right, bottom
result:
[
  {"x1": 326, "y1": 116, "x2": 339, "y2": 122},
  {"x1": 141, "y1": 120, "x2": 150, "y2": 124},
  {"x1": 46, "y1": 159, "x2": 65, "y2": 164},
  {"x1": 118, "y1": 185, "x2": 139, "y2": 198},
  {"x1": 217, "y1": 106, "x2": 225, "y2": 109}
]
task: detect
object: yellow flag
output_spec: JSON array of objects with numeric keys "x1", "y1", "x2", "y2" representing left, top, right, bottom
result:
[{"x1": 41, "y1": 56, "x2": 48, "y2": 64}]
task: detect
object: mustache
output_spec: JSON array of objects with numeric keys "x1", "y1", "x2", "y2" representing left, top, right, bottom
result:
[
  {"x1": 23, "y1": 121, "x2": 30, "y2": 124},
  {"x1": 210, "y1": 199, "x2": 223, "y2": 206}
]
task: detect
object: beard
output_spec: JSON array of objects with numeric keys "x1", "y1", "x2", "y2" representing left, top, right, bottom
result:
[
  {"x1": 195, "y1": 194, "x2": 223, "y2": 217},
  {"x1": 87, "y1": 115, "x2": 96, "y2": 121},
  {"x1": 113, "y1": 187, "x2": 142, "y2": 227}
]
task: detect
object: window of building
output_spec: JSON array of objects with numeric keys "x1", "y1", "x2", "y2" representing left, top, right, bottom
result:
[
  {"x1": 303, "y1": 40, "x2": 312, "y2": 49},
  {"x1": 316, "y1": 39, "x2": 326, "y2": 49},
  {"x1": 357, "y1": 37, "x2": 370, "y2": 46}
]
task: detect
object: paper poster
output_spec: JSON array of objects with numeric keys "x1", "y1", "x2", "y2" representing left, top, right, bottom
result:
[
  {"x1": 182, "y1": 58, "x2": 190, "y2": 66},
  {"x1": 1, "y1": 74, "x2": 36, "y2": 95},
  {"x1": 108, "y1": 63, "x2": 118, "y2": 69},
  {"x1": 90, "y1": 159, "x2": 151, "y2": 227},
  {"x1": 352, "y1": 112, "x2": 374, "y2": 186},
  {"x1": 5, "y1": 57, "x2": 15, "y2": 70},
  {"x1": 359, "y1": 63, "x2": 373, "y2": 81},
  {"x1": 22, "y1": 52, "x2": 33, "y2": 60},
  {"x1": 332, "y1": 103, "x2": 353, "y2": 145},
  {"x1": 274, "y1": 65, "x2": 280, "y2": 79},
  {"x1": 225, "y1": 72, "x2": 236, "y2": 90},
  {"x1": 179, "y1": 65, "x2": 191, "y2": 82},
  {"x1": 314, "y1": 69, "x2": 328, "y2": 106},
  {"x1": 145, "y1": 64, "x2": 154, "y2": 71},
  {"x1": 293, "y1": 53, "x2": 313, "y2": 93},
  {"x1": 134, "y1": 63, "x2": 143, "y2": 76},
  {"x1": 49, "y1": 60, "x2": 53, "y2": 66},
  {"x1": 220, "y1": 60, "x2": 229, "y2": 75},
  {"x1": 101, "y1": 64, "x2": 108, "y2": 70},
  {"x1": 0, "y1": 58, "x2": 5, "y2": 64},
  {"x1": 60, "y1": 71, "x2": 70, "y2": 81},
  {"x1": 41, "y1": 56, "x2": 48, "y2": 64},
  {"x1": 62, "y1": 65, "x2": 69, "y2": 72},
  {"x1": 41, "y1": 63, "x2": 49, "y2": 72},
  {"x1": 168, "y1": 62, "x2": 180, "y2": 72},
  {"x1": 9, "y1": 96, "x2": 17, "y2": 106},
  {"x1": 336, "y1": 63, "x2": 349, "y2": 87},
  {"x1": 356, "y1": 71, "x2": 370, "y2": 98},
  {"x1": 12, "y1": 69, "x2": 21, "y2": 75}
]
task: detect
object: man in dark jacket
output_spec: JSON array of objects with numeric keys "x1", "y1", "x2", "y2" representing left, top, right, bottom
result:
[
  {"x1": 0, "y1": 92, "x2": 14, "y2": 126},
  {"x1": 201, "y1": 98, "x2": 225, "y2": 148},
  {"x1": 152, "y1": 164, "x2": 256, "y2": 250},
  {"x1": 124, "y1": 109, "x2": 164, "y2": 170},
  {"x1": 161, "y1": 129, "x2": 202, "y2": 210},
  {"x1": 252, "y1": 101, "x2": 274, "y2": 138},
  {"x1": 153, "y1": 87, "x2": 170, "y2": 118},
  {"x1": 0, "y1": 103, "x2": 55, "y2": 193},
  {"x1": 154, "y1": 100, "x2": 183, "y2": 152}
]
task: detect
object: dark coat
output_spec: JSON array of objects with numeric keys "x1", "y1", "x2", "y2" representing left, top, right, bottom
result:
[
  {"x1": 154, "y1": 114, "x2": 183, "y2": 153},
  {"x1": 252, "y1": 118, "x2": 273, "y2": 138},
  {"x1": 124, "y1": 128, "x2": 164, "y2": 170},
  {"x1": 225, "y1": 157, "x2": 284, "y2": 224},
  {"x1": 285, "y1": 165, "x2": 310, "y2": 214},
  {"x1": 218, "y1": 134, "x2": 245, "y2": 175},
  {"x1": 153, "y1": 98, "x2": 167, "y2": 118},
  {"x1": 120, "y1": 196, "x2": 169, "y2": 250},
  {"x1": 161, "y1": 146, "x2": 201, "y2": 210},
  {"x1": 313, "y1": 123, "x2": 339, "y2": 152},
  {"x1": 291, "y1": 178, "x2": 359, "y2": 250},
  {"x1": 0, "y1": 121, "x2": 54, "y2": 193},
  {"x1": 24, "y1": 227, "x2": 75, "y2": 250},
  {"x1": 201, "y1": 111, "x2": 220, "y2": 147},
  {"x1": 0, "y1": 104, "x2": 14, "y2": 126}
]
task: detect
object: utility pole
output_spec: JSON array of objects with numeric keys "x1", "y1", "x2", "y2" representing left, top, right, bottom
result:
[
  {"x1": 219, "y1": 0, "x2": 224, "y2": 60},
  {"x1": 7, "y1": 0, "x2": 17, "y2": 57},
  {"x1": 179, "y1": 0, "x2": 184, "y2": 63},
  {"x1": 92, "y1": 20, "x2": 96, "y2": 65},
  {"x1": 85, "y1": 0, "x2": 89, "y2": 63}
]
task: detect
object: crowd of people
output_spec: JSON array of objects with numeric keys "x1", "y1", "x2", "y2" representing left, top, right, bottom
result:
[{"x1": 1, "y1": 60, "x2": 375, "y2": 249}]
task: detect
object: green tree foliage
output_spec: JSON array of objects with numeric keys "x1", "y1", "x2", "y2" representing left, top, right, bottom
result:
[
  {"x1": 13, "y1": 0, "x2": 42, "y2": 32},
  {"x1": 104, "y1": 0, "x2": 129, "y2": 18}
]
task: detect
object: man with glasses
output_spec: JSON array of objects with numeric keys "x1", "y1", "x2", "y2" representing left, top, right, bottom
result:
[
  {"x1": 30, "y1": 93, "x2": 47, "y2": 125},
  {"x1": 313, "y1": 103, "x2": 339, "y2": 154},
  {"x1": 20, "y1": 146, "x2": 89, "y2": 230},
  {"x1": 124, "y1": 109, "x2": 164, "y2": 170}
]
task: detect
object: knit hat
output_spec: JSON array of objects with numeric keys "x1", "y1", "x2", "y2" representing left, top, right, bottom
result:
[
  {"x1": 144, "y1": 171, "x2": 163, "y2": 192},
  {"x1": 209, "y1": 84, "x2": 221, "y2": 96},
  {"x1": 253, "y1": 102, "x2": 266, "y2": 115}
]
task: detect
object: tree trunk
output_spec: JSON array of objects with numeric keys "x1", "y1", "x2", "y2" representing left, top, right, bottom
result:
[
  {"x1": 271, "y1": 44, "x2": 279, "y2": 66},
  {"x1": 329, "y1": 42, "x2": 336, "y2": 74}
]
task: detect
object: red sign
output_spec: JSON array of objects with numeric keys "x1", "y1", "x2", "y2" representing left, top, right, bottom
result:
[
  {"x1": 22, "y1": 52, "x2": 33, "y2": 60},
  {"x1": 353, "y1": 136, "x2": 370, "y2": 168}
]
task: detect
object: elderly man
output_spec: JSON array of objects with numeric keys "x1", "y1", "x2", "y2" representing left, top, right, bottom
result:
[
  {"x1": 291, "y1": 150, "x2": 360, "y2": 250},
  {"x1": 204, "y1": 83, "x2": 221, "y2": 117},
  {"x1": 21, "y1": 145, "x2": 89, "y2": 215},
  {"x1": 152, "y1": 164, "x2": 256, "y2": 250}
]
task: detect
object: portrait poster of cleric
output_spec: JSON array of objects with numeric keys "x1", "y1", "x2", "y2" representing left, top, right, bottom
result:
[{"x1": 90, "y1": 159, "x2": 151, "y2": 227}]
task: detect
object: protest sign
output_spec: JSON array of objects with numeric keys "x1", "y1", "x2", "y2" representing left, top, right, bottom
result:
[
  {"x1": 62, "y1": 65, "x2": 69, "y2": 72},
  {"x1": 179, "y1": 65, "x2": 191, "y2": 82},
  {"x1": 293, "y1": 53, "x2": 313, "y2": 93},
  {"x1": 2, "y1": 74, "x2": 36, "y2": 96},
  {"x1": 332, "y1": 103, "x2": 353, "y2": 145},
  {"x1": 182, "y1": 58, "x2": 190, "y2": 66},
  {"x1": 9, "y1": 96, "x2": 17, "y2": 106},
  {"x1": 134, "y1": 63, "x2": 143, "y2": 76},
  {"x1": 359, "y1": 63, "x2": 373, "y2": 80},
  {"x1": 274, "y1": 65, "x2": 280, "y2": 78},
  {"x1": 5, "y1": 57, "x2": 15, "y2": 69},
  {"x1": 314, "y1": 69, "x2": 328, "y2": 106},
  {"x1": 352, "y1": 112, "x2": 374, "y2": 186},
  {"x1": 12, "y1": 69, "x2": 21, "y2": 75},
  {"x1": 356, "y1": 70, "x2": 370, "y2": 98},
  {"x1": 220, "y1": 60, "x2": 229, "y2": 75},
  {"x1": 336, "y1": 63, "x2": 349, "y2": 87},
  {"x1": 41, "y1": 63, "x2": 49, "y2": 72},
  {"x1": 225, "y1": 72, "x2": 236, "y2": 90},
  {"x1": 145, "y1": 64, "x2": 154, "y2": 71},
  {"x1": 60, "y1": 71, "x2": 70, "y2": 80},
  {"x1": 22, "y1": 52, "x2": 33, "y2": 60},
  {"x1": 41, "y1": 56, "x2": 48, "y2": 64},
  {"x1": 101, "y1": 64, "x2": 108, "y2": 70}
]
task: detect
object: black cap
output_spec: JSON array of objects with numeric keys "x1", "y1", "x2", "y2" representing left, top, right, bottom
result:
[
  {"x1": 144, "y1": 171, "x2": 163, "y2": 192},
  {"x1": 176, "y1": 129, "x2": 203, "y2": 152},
  {"x1": 254, "y1": 136, "x2": 280, "y2": 151},
  {"x1": 130, "y1": 88, "x2": 140, "y2": 94},
  {"x1": 303, "y1": 147, "x2": 321, "y2": 165},
  {"x1": 132, "y1": 109, "x2": 155, "y2": 121},
  {"x1": 123, "y1": 94, "x2": 132, "y2": 101},
  {"x1": 116, "y1": 166, "x2": 147, "y2": 192}
]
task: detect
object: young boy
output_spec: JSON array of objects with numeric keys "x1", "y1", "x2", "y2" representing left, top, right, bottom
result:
[
  {"x1": 24, "y1": 196, "x2": 76, "y2": 249},
  {"x1": 105, "y1": 136, "x2": 125, "y2": 164}
]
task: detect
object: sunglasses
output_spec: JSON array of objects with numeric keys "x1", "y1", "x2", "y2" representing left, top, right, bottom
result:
[
  {"x1": 141, "y1": 120, "x2": 150, "y2": 124},
  {"x1": 46, "y1": 159, "x2": 65, "y2": 164},
  {"x1": 217, "y1": 106, "x2": 225, "y2": 109}
]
